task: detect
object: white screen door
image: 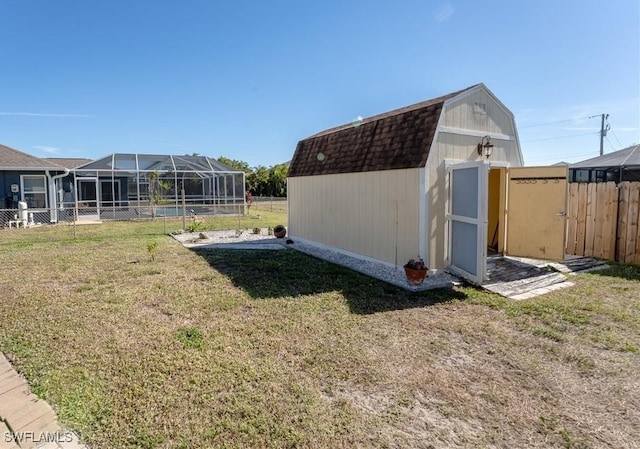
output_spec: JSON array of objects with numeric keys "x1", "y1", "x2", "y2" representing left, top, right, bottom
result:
[{"x1": 447, "y1": 161, "x2": 488, "y2": 284}]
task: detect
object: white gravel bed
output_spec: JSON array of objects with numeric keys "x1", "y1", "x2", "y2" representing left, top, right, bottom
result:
[
  {"x1": 173, "y1": 229, "x2": 459, "y2": 291},
  {"x1": 172, "y1": 229, "x2": 283, "y2": 248},
  {"x1": 287, "y1": 238, "x2": 460, "y2": 291}
]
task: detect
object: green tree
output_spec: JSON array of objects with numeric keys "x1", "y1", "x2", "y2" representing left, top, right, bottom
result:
[
  {"x1": 268, "y1": 163, "x2": 288, "y2": 196},
  {"x1": 253, "y1": 166, "x2": 270, "y2": 196},
  {"x1": 217, "y1": 156, "x2": 252, "y2": 173},
  {"x1": 148, "y1": 170, "x2": 171, "y2": 219},
  {"x1": 216, "y1": 156, "x2": 289, "y2": 197}
]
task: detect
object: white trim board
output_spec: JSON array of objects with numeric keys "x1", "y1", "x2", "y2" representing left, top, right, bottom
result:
[{"x1": 438, "y1": 126, "x2": 515, "y2": 141}]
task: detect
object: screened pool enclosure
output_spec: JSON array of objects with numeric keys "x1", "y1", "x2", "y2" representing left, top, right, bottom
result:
[{"x1": 66, "y1": 153, "x2": 246, "y2": 221}]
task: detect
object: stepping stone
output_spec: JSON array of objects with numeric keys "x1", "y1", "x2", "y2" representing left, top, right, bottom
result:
[
  {"x1": 6, "y1": 400, "x2": 55, "y2": 433},
  {"x1": 0, "y1": 421, "x2": 20, "y2": 449}
]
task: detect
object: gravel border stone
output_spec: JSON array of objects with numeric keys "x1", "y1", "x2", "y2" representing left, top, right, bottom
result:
[{"x1": 286, "y1": 238, "x2": 460, "y2": 292}]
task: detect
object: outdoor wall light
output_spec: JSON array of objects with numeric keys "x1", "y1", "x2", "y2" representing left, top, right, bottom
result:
[{"x1": 477, "y1": 135, "x2": 494, "y2": 158}]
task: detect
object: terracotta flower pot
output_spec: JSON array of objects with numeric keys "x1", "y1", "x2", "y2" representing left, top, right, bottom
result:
[
  {"x1": 404, "y1": 266, "x2": 428, "y2": 285},
  {"x1": 273, "y1": 225, "x2": 286, "y2": 239}
]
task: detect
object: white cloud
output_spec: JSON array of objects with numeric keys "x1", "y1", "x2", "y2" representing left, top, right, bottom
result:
[
  {"x1": 434, "y1": 2, "x2": 455, "y2": 23},
  {"x1": 33, "y1": 146, "x2": 60, "y2": 154},
  {"x1": 0, "y1": 112, "x2": 90, "y2": 118}
]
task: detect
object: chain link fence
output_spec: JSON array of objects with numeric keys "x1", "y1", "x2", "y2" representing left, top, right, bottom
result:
[
  {"x1": 249, "y1": 196, "x2": 287, "y2": 213},
  {"x1": 1, "y1": 202, "x2": 246, "y2": 230},
  {"x1": 1, "y1": 198, "x2": 288, "y2": 244}
]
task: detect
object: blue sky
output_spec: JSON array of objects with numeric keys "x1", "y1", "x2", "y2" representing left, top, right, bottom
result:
[{"x1": 1, "y1": 0, "x2": 638, "y2": 167}]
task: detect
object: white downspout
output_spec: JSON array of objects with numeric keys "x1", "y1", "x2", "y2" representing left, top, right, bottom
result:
[{"x1": 46, "y1": 168, "x2": 70, "y2": 223}]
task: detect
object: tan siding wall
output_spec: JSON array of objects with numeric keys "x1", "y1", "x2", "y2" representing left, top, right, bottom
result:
[
  {"x1": 288, "y1": 168, "x2": 422, "y2": 266},
  {"x1": 426, "y1": 112, "x2": 523, "y2": 270},
  {"x1": 441, "y1": 90, "x2": 515, "y2": 136}
]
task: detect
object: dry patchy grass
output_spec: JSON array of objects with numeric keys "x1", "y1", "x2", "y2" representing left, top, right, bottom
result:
[{"x1": 1, "y1": 217, "x2": 639, "y2": 448}]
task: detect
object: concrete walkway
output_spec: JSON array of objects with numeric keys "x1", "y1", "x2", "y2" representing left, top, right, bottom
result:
[
  {"x1": 482, "y1": 255, "x2": 608, "y2": 300},
  {"x1": 0, "y1": 354, "x2": 87, "y2": 449}
]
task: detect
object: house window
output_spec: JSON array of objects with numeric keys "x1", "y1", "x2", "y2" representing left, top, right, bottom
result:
[
  {"x1": 21, "y1": 175, "x2": 47, "y2": 208},
  {"x1": 473, "y1": 102, "x2": 487, "y2": 115},
  {"x1": 605, "y1": 169, "x2": 619, "y2": 182},
  {"x1": 572, "y1": 169, "x2": 590, "y2": 182}
]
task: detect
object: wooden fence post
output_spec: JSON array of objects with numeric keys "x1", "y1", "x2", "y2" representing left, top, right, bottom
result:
[
  {"x1": 625, "y1": 183, "x2": 640, "y2": 264},
  {"x1": 584, "y1": 183, "x2": 596, "y2": 257},
  {"x1": 593, "y1": 183, "x2": 606, "y2": 257},
  {"x1": 617, "y1": 182, "x2": 630, "y2": 262},
  {"x1": 602, "y1": 182, "x2": 618, "y2": 260},
  {"x1": 576, "y1": 183, "x2": 587, "y2": 256},
  {"x1": 634, "y1": 183, "x2": 640, "y2": 265}
]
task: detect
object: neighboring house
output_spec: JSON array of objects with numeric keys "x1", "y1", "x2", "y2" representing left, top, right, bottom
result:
[
  {"x1": 70, "y1": 153, "x2": 246, "y2": 220},
  {"x1": 0, "y1": 144, "x2": 71, "y2": 222},
  {"x1": 288, "y1": 84, "x2": 565, "y2": 283},
  {"x1": 2, "y1": 147, "x2": 246, "y2": 223},
  {"x1": 569, "y1": 144, "x2": 640, "y2": 183}
]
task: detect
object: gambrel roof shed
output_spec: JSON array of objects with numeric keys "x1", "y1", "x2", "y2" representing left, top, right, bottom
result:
[{"x1": 287, "y1": 83, "x2": 525, "y2": 279}]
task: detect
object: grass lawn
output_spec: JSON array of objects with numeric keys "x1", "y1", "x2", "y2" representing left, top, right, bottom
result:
[{"x1": 1, "y1": 212, "x2": 639, "y2": 448}]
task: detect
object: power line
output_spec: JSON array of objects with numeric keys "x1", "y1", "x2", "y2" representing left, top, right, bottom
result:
[
  {"x1": 519, "y1": 116, "x2": 592, "y2": 129},
  {"x1": 522, "y1": 131, "x2": 598, "y2": 143},
  {"x1": 605, "y1": 135, "x2": 617, "y2": 151},
  {"x1": 525, "y1": 150, "x2": 603, "y2": 163},
  {"x1": 610, "y1": 128, "x2": 624, "y2": 148}
]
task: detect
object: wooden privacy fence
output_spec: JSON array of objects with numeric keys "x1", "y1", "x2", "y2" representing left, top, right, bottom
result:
[{"x1": 566, "y1": 181, "x2": 640, "y2": 264}]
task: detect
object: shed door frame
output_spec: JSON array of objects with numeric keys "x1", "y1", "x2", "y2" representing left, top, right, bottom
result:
[{"x1": 446, "y1": 160, "x2": 489, "y2": 284}]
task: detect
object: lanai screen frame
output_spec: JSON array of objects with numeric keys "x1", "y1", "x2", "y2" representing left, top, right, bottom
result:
[{"x1": 71, "y1": 153, "x2": 246, "y2": 216}]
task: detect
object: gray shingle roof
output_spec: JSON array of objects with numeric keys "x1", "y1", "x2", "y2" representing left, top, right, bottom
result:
[
  {"x1": 0, "y1": 144, "x2": 65, "y2": 170},
  {"x1": 288, "y1": 84, "x2": 480, "y2": 177},
  {"x1": 44, "y1": 158, "x2": 93, "y2": 169},
  {"x1": 570, "y1": 144, "x2": 640, "y2": 169}
]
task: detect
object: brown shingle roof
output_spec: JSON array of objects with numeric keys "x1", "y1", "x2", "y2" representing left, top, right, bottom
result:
[
  {"x1": 44, "y1": 157, "x2": 93, "y2": 169},
  {"x1": 288, "y1": 85, "x2": 479, "y2": 177},
  {"x1": 0, "y1": 144, "x2": 64, "y2": 170}
]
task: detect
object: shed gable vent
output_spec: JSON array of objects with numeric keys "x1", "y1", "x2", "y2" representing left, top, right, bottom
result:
[{"x1": 474, "y1": 102, "x2": 487, "y2": 115}]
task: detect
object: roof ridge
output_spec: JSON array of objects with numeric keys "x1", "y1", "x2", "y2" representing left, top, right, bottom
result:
[
  {"x1": 306, "y1": 84, "x2": 481, "y2": 139},
  {"x1": 0, "y1": 143, "x2": 66, "y2": 169},
  {"x1": 619, "y1": 144, "x2": 640, "y2": 167}
]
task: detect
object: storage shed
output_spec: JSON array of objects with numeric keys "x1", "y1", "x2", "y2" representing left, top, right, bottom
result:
[{"x1": 288, "y1": 84, "x2": 565, "y2": 284}]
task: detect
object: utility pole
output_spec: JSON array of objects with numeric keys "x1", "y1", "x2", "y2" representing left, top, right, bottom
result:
[{"x1": 589, "y1": 113, "x2": 610, "y2": 156}]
